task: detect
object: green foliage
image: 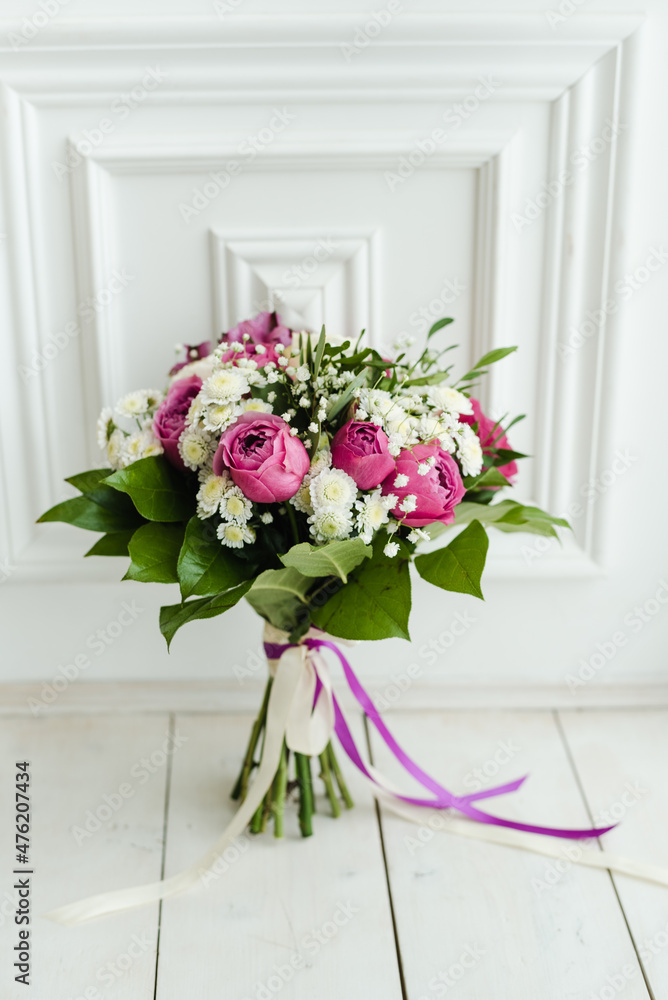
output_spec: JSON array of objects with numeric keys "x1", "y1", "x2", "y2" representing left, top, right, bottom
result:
[
  {"x1": 245, "y1": 567, "x2": 313, "y2": 632},
  {"x1": 124, "y1": 522, "x2": 185, "y2": 584},
  {"x1": 177, "y1": 516, "x2": 253, "y2": 599},
  {"x1": 104, "y1": 456, "x2": 194, "y2": 522},
  {"x1": 415, "y1": 520, "x2": 488, "y2": 599},
  {"x1": 280, "y1": 538, "x2": 371, "y2": 583},
  {"x1": 159, "y1": 581, "x2": 254, "y2": 649},
  {"x1": 85, "y1": 531, "x2": 135, "y2": 557},
  {"x1": 37, "y1": 495, "x2": 143, "y2": 534},
  {"x1": 311, "y1": 535, "x2": 412, "y2": 641}
]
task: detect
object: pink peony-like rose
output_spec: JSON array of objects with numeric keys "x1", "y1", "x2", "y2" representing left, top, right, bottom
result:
[
  {"x1": 331, "y1": 420, "x2": 395, "y2": 490},
  {"x1": 213, "y1": 412, "x2": 310, "y2": 503},
  {"x1": 153, "y1": 375, "x2": 202, "y2": 471},
  {"x1": 219, "y1": 311, "x2": 293, "y2": 369},
  {"x1": 169, "y1": 341, "x2": 212, "y2": 376},
  {"x1": 381, "y1": 444, "x2": 465, "y2": 528},
  {"x1": 460, "y1": 398, "x2": 518, "y2": 484}
]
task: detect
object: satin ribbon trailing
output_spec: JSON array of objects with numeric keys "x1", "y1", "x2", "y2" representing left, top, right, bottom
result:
[{"x1": 45, "y1": 628, "x2": 668, "y2": 926}]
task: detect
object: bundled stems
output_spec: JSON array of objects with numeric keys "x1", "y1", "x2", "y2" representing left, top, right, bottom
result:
[{"x1": 230, "y1": 678, "x2": 354, "y2": 837}]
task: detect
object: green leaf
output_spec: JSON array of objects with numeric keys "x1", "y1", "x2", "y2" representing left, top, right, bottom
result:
[
  {"x1": 415, "y1": 519, "x2": 489, "y2": 599},
  {"x1": 463, "y1": 467, "x2": 511, "y2": 491},
  {"x1": 177, "y1": 516, "x2": 252, "y2": 599},
  {"x1": 313, "y1": 326, "x2": 327, "y2": 378},
  {"x1": 66, "y1": 467, "x2": 143, "y2": 519},
  {"x1": 159, "y1": 581, "x2": 253, "y2": 650},
  {"x1": 280, "y1": 538, "x2": 372, "y2": 583},
  {"x1": 427, "y1": 317, "x2": 454, "y2": 340},
  {"x1": 104, "y1": 456, "x2": 193, "y2": 522},
  {"x1": 311, "y1": 535, "x2": 412, "y2": 641},
  {"x1": 459, "y1": 346, "x2": 517, "y2": 384},
  {"x1": 245, "y1": 567, "x2": 312, "y2": 632},
  {"x1": 326, "y1": 368, "x2": 369, "y2": 421},
  {"x1": 38, "y1": 495, "x2": 143, "y2": 533},
  {"x1": 85, "y1": 530, "x2": 135, "y2": 557},
  {"x1": 65, "y1": 468, "x2": 113, "y2": 494},
  {"x1": 123, "y1": 522, "x2": 185, "y2": 584}
]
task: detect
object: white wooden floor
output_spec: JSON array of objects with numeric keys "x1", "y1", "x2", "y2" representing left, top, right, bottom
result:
[{"x1": 1, "y1": 705, "x2": 667, "y2": 999}]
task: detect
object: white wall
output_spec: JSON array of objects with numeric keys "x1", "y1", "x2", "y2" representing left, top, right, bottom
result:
[{"x1": 0, "y1": 1, "x2": 665, "y2": 700}]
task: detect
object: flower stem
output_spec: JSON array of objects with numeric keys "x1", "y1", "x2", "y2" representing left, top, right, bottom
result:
[
  {"x1": 295, "y1": 752, "x2": 314, "y2": 837},
  {"x1": 318, "y1": 749, "x2": 341, "y2": 818},
  {"x1": 231, "y1": 677, "x2": 272, "y2": 802},
  {"x1": 272, "y1": 742, "x2": 288, "y2": 838},
  {"x1": 328, "y1": 742, "x2": 354, "y2": 809},
  {"x1": 286, "y1": 502, "x2": 301, "y2": 545}
]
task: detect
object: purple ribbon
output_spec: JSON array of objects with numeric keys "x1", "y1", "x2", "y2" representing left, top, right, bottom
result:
[{"x1": 264, "y1": 637, "x2": 613, "y2": 840}]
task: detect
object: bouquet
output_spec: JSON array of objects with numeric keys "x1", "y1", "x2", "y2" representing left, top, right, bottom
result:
[{"x1": 39, "y1": 310, "x2": 567, "y2": 839}]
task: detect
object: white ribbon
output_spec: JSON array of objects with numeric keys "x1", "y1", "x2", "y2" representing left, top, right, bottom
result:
[{"x1": 45, "y1": 628, "x2": 668, "y2": 926}]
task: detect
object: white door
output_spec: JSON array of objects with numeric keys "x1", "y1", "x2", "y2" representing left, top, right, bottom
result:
[{"x1": 0, "y1": 8, "x2": 664, "y2": 705}]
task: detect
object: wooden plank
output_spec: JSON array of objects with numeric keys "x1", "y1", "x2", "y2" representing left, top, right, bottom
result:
[
  {"x1": 560, "y1": 708, "x2": 668, "y2": 998},
  {"x1": 155, "y1": 712, "x2": 403, "y2": 1000},
  {"x1": 369, "y1": 709, "x2": 650, "y2": 1000},
  {"x1": 0, "y1": 714, "x2": 169, "y2": 999}
]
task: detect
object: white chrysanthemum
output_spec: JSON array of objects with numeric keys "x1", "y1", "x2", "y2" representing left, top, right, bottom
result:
[
  {"x1": 242, "y1": 398, "x2": 273, "y2": 415},
  {"x1": 308, "y1": 508, "x2": 354, "y2": 543},
  {"x1": 116, "y1": 389, "x2": 160, "y2": 419},
  {"x1": 310, "y1": 446, "x2": 332, "y2": 476},
  {"x1": 429, "y1": 386, "x2": 473, "y2": 416},
  {"x1": 106, "y1": 428, "x2": 127, "y2": 470},
  {"x1": 171, "y1": 356, "x2": 215, "y2": 383},
  {"x1": 202, "y1": 402, "x2": 238, "y2": 433},
  {"x1": 178, "y1": 428, "x2": 213, "y2": 471},
  {"x1": 201, "y1": 368, "x2": 249, "y2": 404},
  {"x1": 217, "y1": 522, "x2": 255, "y2": 549},
  {"x1": 124, "y1": 429, "x2": 163, "y2": 464},
  {"x1": 355, "y1": 489, "x2": 396, "y2": 543},
  {"x1": 384, "y1": 541, "x2": 400, "y2": 558},
  {"x1": 309, "y1": 468, "x2": 357, "y2": 512},
  {"x1": 291, "y1": 476, "x2": 314, "y2": 514},
  {"x1": 456, "y1": 424, "x2": 484, "y2": 477},
  {"x1": 196, "y1": 473, "x2": 232, "y2": 517},
  {"x1": 219, "y1": 486, "x2": 253, "y2": 524},
  {"x1": 97, "y1": 407, "x2": 114, "y2": 450}
]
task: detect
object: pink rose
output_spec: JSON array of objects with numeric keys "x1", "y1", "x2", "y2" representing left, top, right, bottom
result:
[
  {"x1": 213, "y1": 412, "x2": 310, "y2": 503},
  {"x1": 381, "y1": 444, "x2": 465, "y2": 528},
  {"x1": 331, "y1": 420, "x2": 395, "y2": 490},
  {"x1": 153, "y1": 375, "x2": 202, "y2": 471},
  {"x1": 460, "y1": 399, "x2": 518, "y2": 483},
  {"x1": 220, "y1": 311, "x2": 293, "y2": 369},
  {"x1": 169, "y1": 341, "x2": 212, "y2": 376}
]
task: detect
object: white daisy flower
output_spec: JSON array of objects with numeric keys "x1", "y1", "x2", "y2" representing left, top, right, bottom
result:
[
  {"x1": 384, "y1": 541, "x2": 400, "y2": 557},
  {"x1": 219, "y1": 486, "x2": 253, "y2": 524},
  {"x1": 97, "y1": 406, "x2": 114, "y2": 450},
  {"x1": 202, "y1": 402, "x2": 238, "y2": 433},
  {"x1": 429, "y1": 386, "x2": 473, "y2": 415},
  {"x1": 196, "y1": 473, "x2": 232, "y2": 517},
  {"x1": 201, "y1": 369, "x2": 249, "y2": 404},
  {"x1": 116, "y1": 389, "x2": 158, "y2": 419},
  {"x1": 217, "y1": 522, "x2": 256, "y2": 549},
  {"x1": 178, "y1": 429, "x2": 213, "y2": 471},
  {"x1": 106, "y1": 428, "x2": 127, "y2": 470},
  {"x1": 456, "y1": 424, "x2": 484, "y2": 477},
  {"x1": 308, "y1": 508, "x2": 354, "y2": 543},
  {"x1": 291, "y1": 477, "x2": 315, "y2": 515},
  {"x1": 124, "y1": 429, "x2": 163, "y2": 464},
  {"x1": 242, "y1": 398, "x2": 273, "y2": 414},
  {"x1": 355, "y1": 489, "x2": 396, "y2": 543},
  {"x1": 309, "y1": 468, "x2": 358, "y2": 512}
]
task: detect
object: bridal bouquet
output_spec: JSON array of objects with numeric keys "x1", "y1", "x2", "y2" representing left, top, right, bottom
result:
[{"x1": 40, "y1": 311, "x2": 567, "y2": 839}]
